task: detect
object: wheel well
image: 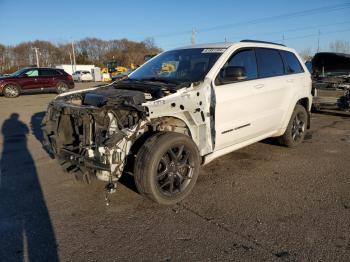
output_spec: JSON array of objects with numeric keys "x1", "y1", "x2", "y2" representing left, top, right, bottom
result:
[
  {"x1": 56, "y1": 81, "x2": 68, "y2": 86},
  {"x1": 297, "y1": 97, "x2": 309, "y2": 111},
  {"x1": 297, "y1": 97, "x2": 311, "y2": 129},
  {"x1": 152, "y1": 116, "x2": 191, "y2": 137},
  {"x1": 2, "y1": 82, "x2": 22, "y2": 94},
  {"x1": 123, "y1": 117, "x2": 192, "y2": 174}
]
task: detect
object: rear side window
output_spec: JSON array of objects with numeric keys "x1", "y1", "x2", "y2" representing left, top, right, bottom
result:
[
  {"x1": 280, "y1": 50, "x2": 304, "y2": 74},
  {"x1": 255, "y1": 48, "x2": 285, "y2": 78},
  {"x1": 40, "y1": 69, "x2": 61, "y2": 76},
  {"x1": 226, "y1": 49, "x2": 258, "y2": 80}
]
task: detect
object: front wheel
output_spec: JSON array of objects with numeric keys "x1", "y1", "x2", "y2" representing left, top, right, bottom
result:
[
  {"x1": 278, "y1": 105, "x2": 308, "y2": 147},
  {"x1": 134, "y1": 132, "x2": 200, "y2": 205},
  {"x1": 3, "y1": 84, "x2": 20, "y2": 98}
]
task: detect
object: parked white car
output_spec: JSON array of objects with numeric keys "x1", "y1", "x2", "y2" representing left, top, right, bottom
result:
[
  {"x1": 72, "y1": 70, "x2": 93, "y2": 82},
  {"x1": 43, "y1": 40, "x2": 312, "y2": 205}
]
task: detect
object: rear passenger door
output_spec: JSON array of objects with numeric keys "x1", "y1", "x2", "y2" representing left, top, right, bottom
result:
[
  {"x1": 279, "y1": 50, "x2": 306, "y2": 101},
  {"x1": 253, "y1": 48, "x2": 290, "y2": 131},
  {"x1": 39, "y1": 69, "x2": 57, "y2": 88}
]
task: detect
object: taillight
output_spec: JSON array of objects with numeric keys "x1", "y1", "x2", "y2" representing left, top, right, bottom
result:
[{"x1": 67, "y1": 75, "x2": 73, "y2": 81}]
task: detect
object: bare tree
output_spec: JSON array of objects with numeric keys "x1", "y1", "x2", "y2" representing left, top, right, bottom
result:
[
  {"x1": 0, "y1": 38, "x2": 162, "y2": 74},
  {"x1": 329, "y1": 40, "x2": 350, "y2": 53},
  {"x1": 299, "y1": 47, "x2": 313, "y2": 61}
]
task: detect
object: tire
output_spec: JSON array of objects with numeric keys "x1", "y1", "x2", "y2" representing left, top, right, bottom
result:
[
  {"x1": 56, "y1": 82, "x2": 68, "y2": 94},
  {"x1": 278, "y1": 105, "x2": 308, "y2": 147},
  {"x1": 134, "y1": 132, "x2": 200, "y2": 205},
  {"x1": 3, "y1": 84, "x2": 20, "y2": 98}
]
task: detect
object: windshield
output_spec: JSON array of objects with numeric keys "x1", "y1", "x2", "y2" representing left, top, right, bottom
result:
[
  {"x1": 9, "y1": 68, "x2": 30, "y2": 77},
  {"x1": 129, "y1": 48, "x2": 225, "y2": 83}
]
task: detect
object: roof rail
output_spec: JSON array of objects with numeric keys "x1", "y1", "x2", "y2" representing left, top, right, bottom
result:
[{"x1": 240, "y1": 39, "x2": 285, "y2": 47}]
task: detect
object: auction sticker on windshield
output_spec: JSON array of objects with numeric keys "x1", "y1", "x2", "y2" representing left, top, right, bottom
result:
[{"x1": 202, "y1": 48, "x2": 226, "y2": 53}]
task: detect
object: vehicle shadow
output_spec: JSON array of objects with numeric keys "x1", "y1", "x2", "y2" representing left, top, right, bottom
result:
[
  {"x1": 0, "y1": 113, "x2": 59, "y2": 262},
  {"x1": 30, "y1": 111, "x2": 46, "y2": 144},
  {"x1": 260, "y1": 137, "x2": 283, "y2": 147}
]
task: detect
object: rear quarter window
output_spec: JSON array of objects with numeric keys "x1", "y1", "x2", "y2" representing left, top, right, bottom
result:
[
  {"x1": 40, "y1": 69, "x2": 61, "y2": 76},
  {"x1": 280, "y1": 50, "x2": 304, "y2": 74},
  {"x1": 255, "y1": 48, "x2": 285, "y2": 78}
]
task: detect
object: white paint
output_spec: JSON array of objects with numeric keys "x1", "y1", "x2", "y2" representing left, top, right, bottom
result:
[{"x1": 55, "y1": 64, "x2": 96, "y2": 75}]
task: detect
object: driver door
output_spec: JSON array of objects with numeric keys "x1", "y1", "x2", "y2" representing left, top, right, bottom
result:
[{"x1": 213, "y1": 48, "x2": 266, "y2": 150}]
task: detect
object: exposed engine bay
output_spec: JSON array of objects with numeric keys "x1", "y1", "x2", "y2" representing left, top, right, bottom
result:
[
  {"x1": 42, "y1": 84, "x2": 149, "y2": 182},
  {"x1": 42, "y1": 80, "x2": 212, "y2": 188}
]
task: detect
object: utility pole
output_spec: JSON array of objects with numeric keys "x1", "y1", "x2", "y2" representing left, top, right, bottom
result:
[
  {"x1": 32, "y1": 47, "x2": 40, "y2": 67},
  {"x1": 69, "y1": 52, "x2": 73, "y2": 74},
  {"x1": 282, "y1": 33, "x2": 285, "y2": 45},
  {"x1": 317, "y1": 29, "x2": 321, "y2": 53},
  {"x1": 191, "y1": 28, "x2": 196, "y2": 45},
  {"x1": 71, "y1": 40, "x2": 76, "y2": 72}
]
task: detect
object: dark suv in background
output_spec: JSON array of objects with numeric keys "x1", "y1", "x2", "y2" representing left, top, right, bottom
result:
[{"x1": 0, "y1": 67, "x2": 74, "y2": 98}]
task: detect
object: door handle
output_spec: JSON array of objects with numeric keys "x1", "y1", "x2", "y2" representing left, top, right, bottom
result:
[{"x1": 254, "y1": 84, "x2": 264, "y2": 89}]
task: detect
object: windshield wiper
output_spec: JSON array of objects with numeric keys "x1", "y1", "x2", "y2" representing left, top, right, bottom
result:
[{"x1": 140, "y1": 77, "x2": 181, "y2": 85}]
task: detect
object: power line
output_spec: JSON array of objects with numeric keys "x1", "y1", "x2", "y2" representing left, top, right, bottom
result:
[
  {"x1": 151, "y1": 3, "x2": 350, "y2": 39},
  {"x1": 282, "y1": 28, "x2": 350, "y2": 41},
  {"x1": 160, "y1": 21, "x2": 350, "y2": 49},
  {"x1": 240, "y1": 20, "x2": 350, "y2": 39},
  {"x1": 197, "y1": 3, "x2": 350, "y2": 33}
]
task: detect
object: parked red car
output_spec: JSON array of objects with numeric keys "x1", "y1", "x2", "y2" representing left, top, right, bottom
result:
[{"x1": 0, "y1": 67, "x2": 74, "y2": 98}]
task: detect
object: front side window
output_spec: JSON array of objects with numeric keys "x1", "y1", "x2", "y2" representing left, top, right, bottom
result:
[
  {"x1": 129, "y1": 48, "x2": 224, "y2": 83},
  {"x1": 25, "y1": 69, "x2": 39, "y2": 77},
  {"x1": 256, "y1": 48, "x2": 285, "y2": 78},
  {"x1": 280, "y1": 50, "x2": 304, "y2": 74},
  {"x1": 225, "y1": 49, "x2": 258, "y2": 80}
]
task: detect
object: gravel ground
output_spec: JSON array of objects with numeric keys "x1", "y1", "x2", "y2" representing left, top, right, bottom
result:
[{"x1": 0, "y1": 82, "x2": 349, "y2": 262}]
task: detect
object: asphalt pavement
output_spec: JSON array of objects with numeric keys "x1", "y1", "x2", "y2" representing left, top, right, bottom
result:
[{"x1": 0, "y1": 83, "x2": 349, "y2": 261}]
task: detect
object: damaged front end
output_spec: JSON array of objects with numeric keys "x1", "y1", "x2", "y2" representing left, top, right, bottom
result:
[{"x1": 42, "y1": 86, "x2": 149, "y2": 183}]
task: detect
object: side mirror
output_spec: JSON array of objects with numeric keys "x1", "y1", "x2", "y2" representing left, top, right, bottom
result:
[{"x1": 219, "y1": 66, "x2": 246, "y2": 84}]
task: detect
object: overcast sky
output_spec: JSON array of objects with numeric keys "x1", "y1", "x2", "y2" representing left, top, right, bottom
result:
[{"x1": 0, "y1": 0, "x2": 349, "y2": 53}]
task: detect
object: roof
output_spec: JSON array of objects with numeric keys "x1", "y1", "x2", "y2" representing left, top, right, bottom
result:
[
  {"x1": 314, "y1": 52, "x2": 350, "y2": 59},
  {"x1": 23, "y1": 67, "x2": 62, "y2": 70},
  {"x1": 173, "y1": 40, "x2": 289, "y2": 51},
  {"x1": 173, "y1": 42, "x2": 235, "y2": 50}
]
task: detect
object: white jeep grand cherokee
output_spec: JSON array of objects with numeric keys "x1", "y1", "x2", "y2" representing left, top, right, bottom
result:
[{"x1": 42, "y1": 40, "x2": 312, "y2": 205}]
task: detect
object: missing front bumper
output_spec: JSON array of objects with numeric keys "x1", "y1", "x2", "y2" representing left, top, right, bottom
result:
[{"x1": 59, "y1": 148, "x2": 111, "y2": 171}]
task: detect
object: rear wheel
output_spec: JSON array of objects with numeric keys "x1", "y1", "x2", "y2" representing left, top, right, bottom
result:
[
  {"x1": 56, "y1": 82, "x2": 68, "y2": 94},
  {"x1": 134, "y1": 132, "x2": 200, "y2": 205},
  {"x1": 3, "y1": 84, "x2": 20, "y2": 98},
  {"x1": 278, "y1": 105, "x2": 308, "y2": 147}
]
